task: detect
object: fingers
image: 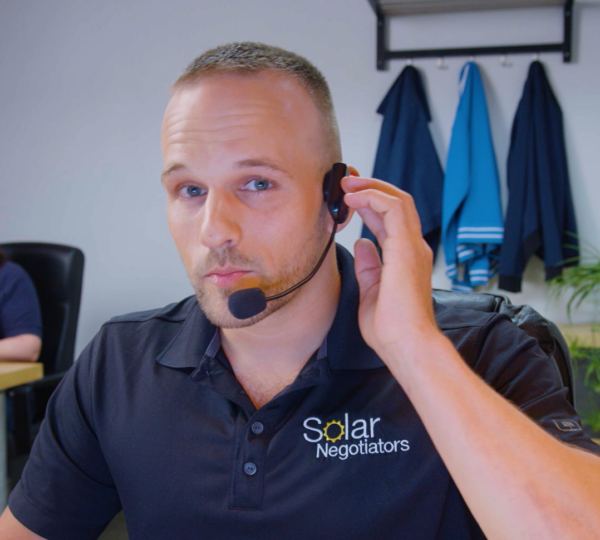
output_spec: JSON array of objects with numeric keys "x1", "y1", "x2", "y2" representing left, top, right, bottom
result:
[
  {"x1": 354, "y1": 238, "x2": 382, "y2": 281},
  {"x1": 342, "y1": 176, "x2": 423, "y2": 239},
  {"x1": 356, "y1": 206, "x2": 388, "y2": 244},
  {"x1": 342, "y1": 175, "x2": 404, "y2": 198},
  {"x1": 344, "y1": 188, "x2": 423, "y2": 248},
  {"x1": 353, "y1": 238, "x2": 382, "y2": 308}
]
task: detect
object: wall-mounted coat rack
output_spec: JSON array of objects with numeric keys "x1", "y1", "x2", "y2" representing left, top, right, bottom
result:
[{"x1": 368, "y1": 0, "x2": 574, "y2": 70}]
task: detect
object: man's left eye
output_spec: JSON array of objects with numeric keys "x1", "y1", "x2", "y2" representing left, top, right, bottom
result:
[{"x1": 242, "y1": 178, "x2": 272, "y2": 192}]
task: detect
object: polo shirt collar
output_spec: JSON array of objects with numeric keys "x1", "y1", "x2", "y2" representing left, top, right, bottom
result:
[
  {"x1": 155, "y1": 300, "x2": 217, "y2": 369},
  {"x1": 156, "y1": 243, "x2": 385, "y2": 371}
]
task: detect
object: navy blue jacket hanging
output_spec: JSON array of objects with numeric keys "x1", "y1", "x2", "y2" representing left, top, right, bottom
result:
[
  {"x1": 362, "y1": 66, "x2": 444, "y2": 259},
  {"x1": 498, "y1": 61, "x2": 579, "y2": 292}
]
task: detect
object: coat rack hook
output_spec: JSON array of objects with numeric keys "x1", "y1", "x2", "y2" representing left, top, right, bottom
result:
[
  {"x1": 500, "y1": 54, "x2": 512, "y2": 67},
  {"x1": 406, "y1": 58, "x2": 414, "y2": 66},
  {"x1": 437, "y1": 57, "x2": 449, "y2": 70},
  {"x1": 533, "y1": 52, "x2": 540, "y2": 61}
]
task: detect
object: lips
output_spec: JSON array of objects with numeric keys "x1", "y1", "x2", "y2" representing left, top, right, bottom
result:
[{"x1": 205, "y1": 268, "x2": 251, "y2": 288}]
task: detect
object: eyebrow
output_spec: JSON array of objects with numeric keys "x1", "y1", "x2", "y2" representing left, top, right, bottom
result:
[
  {"x1": 161, "y1": 163, "x2": 187, "y2": 184},
  {"x1": 161, "y1": 158, "x2": 291, "y2": 184},
  {"x1": 233, "y1": 159, "x2": 290, "y2": 176}
]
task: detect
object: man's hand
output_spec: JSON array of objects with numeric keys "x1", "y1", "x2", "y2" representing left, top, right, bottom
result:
[
  {"x1": 342, "y1": 174, "x2": 600, "y2": 539},
  {"x1": 342, "y1": 175, "x2": 439, "y2": 360}
]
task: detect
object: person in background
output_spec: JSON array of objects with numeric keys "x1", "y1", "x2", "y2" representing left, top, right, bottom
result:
[{"x1": 0, "y1": 247, "x2": 42, "y2": 362}]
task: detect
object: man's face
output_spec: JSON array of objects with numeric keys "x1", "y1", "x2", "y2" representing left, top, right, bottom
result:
[{"x1": 161, "y1": 70, "x2": 334, "y2": 328}]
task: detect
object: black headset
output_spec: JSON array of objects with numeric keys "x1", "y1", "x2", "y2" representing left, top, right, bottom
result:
[
  {"x1": 227, "y1": 162, "x2": 350, "y2": 319},
  {"x1": 323, "y1": 162, "x2": 350, "y2": 225}
]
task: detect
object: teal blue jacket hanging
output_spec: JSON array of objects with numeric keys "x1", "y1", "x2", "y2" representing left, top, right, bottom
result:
[{"x1": 441, "y1": 62, "x2": 504, "y2": 292}]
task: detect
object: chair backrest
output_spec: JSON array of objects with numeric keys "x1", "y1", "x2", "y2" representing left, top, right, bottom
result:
[
  {"x1": 432, "y1": 289, "x2": 575, "y2": 405},
  {"x1": 1, "y1": 242, "x2": 84, "y2": 375}
]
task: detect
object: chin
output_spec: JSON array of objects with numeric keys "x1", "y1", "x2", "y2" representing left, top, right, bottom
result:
[
  {"x1": 188, "y1": 239, "x2": 323, "y2": 328},
  {"x1": 194, "y1": 286, "x2": 295, "y2": 329}
]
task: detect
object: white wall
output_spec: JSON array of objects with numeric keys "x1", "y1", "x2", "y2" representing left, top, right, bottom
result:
[{"x1": 1, "y1": 0, "x2": 599, "y2": 356}]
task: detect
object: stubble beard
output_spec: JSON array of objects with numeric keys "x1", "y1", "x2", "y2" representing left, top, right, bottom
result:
[{"x1": 190, "y1": 208, "x2": 330, "y2": 329}]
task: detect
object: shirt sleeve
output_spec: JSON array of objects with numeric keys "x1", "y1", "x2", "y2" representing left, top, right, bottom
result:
[
  {"x1": 473, "y1": 312, "x2": 600, "y2": 456},
  {"x1": 0, "y1": 263, "x2": 42, "y2": 339},
  {"x1": 8, "y1": 330, "x2": 122, "y2": 540}
]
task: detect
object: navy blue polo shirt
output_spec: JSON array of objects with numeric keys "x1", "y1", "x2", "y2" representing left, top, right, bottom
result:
[
  {"x1": 8, "y1": 245, "x2": 599, "y2": 540},
  {"x1": 0, "y1": 261, "x2": 42, "y2": 340}
]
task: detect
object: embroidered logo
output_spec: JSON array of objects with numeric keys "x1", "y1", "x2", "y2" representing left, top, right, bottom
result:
[
  {"x1": 303, "y1": 414, "x2": 410, "y2": 460},
  {"x1": 323, "y1": 420, "x2": 345, "y2": 443}
]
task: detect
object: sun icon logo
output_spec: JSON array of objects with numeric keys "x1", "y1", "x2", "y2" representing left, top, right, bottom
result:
[{"x1": 323, "y1": 420, "x2": 345, "y2": 443}]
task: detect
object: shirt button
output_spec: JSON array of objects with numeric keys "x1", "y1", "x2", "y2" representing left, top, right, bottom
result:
[
  {"x1": 244, "y1": 462, "x2": 257, "y2": 476},
  {"x1": 251, "y1": 422, "x2": 264, "y2": 435}
]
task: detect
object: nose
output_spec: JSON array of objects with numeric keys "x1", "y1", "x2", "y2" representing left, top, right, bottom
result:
[{"x1": 199, "y1": 188, "x2": 242, "y2": 250}]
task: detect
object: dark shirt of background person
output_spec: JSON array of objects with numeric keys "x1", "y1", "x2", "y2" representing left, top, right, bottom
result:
[{"x1": 0, "y1": 247, "x2": 43, "y2": 360}]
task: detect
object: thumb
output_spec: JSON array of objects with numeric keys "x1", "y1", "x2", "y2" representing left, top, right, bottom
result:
[{"x1": 354, "y1": 238, "x2": 382, "y2": 304}]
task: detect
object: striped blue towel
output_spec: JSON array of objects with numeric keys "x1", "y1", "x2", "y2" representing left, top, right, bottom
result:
[{"x1": 441, "y1": 62, "x2": 504, "y2": 292}]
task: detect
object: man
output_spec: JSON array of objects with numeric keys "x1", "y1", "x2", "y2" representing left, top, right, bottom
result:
[{"x1": 1, "y1": 42, "x2": 599, "y2": 539}]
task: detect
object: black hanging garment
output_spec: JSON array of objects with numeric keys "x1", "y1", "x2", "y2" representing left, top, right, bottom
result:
[
  {"x1": 498, "y1": 61, "x2": 579, "y2": 292},
  {"x1": 361, "y1": 66, "x2": 444, "y2": 260}
]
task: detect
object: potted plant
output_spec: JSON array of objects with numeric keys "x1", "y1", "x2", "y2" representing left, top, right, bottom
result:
[
  {"x1": 548, "y1": 234, "x2": 600, "y2": 439},
  {"x1": 564, "y1": 337, "x2": 600, "y2": 437}
]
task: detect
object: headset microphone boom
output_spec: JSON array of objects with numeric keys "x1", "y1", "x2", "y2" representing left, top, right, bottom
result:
[{"x1": 227, "y1": 162, "x2": 349, "y2": 319}]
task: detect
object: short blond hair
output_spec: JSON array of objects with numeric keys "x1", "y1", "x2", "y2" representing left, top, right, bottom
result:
[{"x1": 173, "y1": 42, "x2": 342, "y2": 163}]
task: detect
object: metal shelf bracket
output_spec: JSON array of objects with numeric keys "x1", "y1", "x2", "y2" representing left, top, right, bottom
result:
[{"x1": 368, "y1": 0, "x2": 574, "y2": 70}]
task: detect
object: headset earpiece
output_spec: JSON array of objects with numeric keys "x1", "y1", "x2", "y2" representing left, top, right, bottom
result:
[{"x1": 323, "y1": 162, "x2": 350, "y2": 224}]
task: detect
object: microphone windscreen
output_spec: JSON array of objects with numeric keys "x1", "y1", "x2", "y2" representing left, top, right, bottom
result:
[{"x1": 228, "y1": 288, "x2": 267, "y2": 320}]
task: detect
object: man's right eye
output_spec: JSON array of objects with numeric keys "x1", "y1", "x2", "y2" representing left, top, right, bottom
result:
[{"x1": 179, "y1": 185, "x2": 206, "y2": 198}]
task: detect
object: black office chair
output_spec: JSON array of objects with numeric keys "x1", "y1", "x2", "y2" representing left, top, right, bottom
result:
[
  {"x1": 432, "y1": 289, "x2": 575, "y2": 405},
  {"x1": 1, "y1": 242, "x2": 85, "y2": 459}
]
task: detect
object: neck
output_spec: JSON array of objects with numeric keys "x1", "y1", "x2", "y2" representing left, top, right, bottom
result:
[{"x1": 220, "y1": 247, "x2": 341, "y2": 378}]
